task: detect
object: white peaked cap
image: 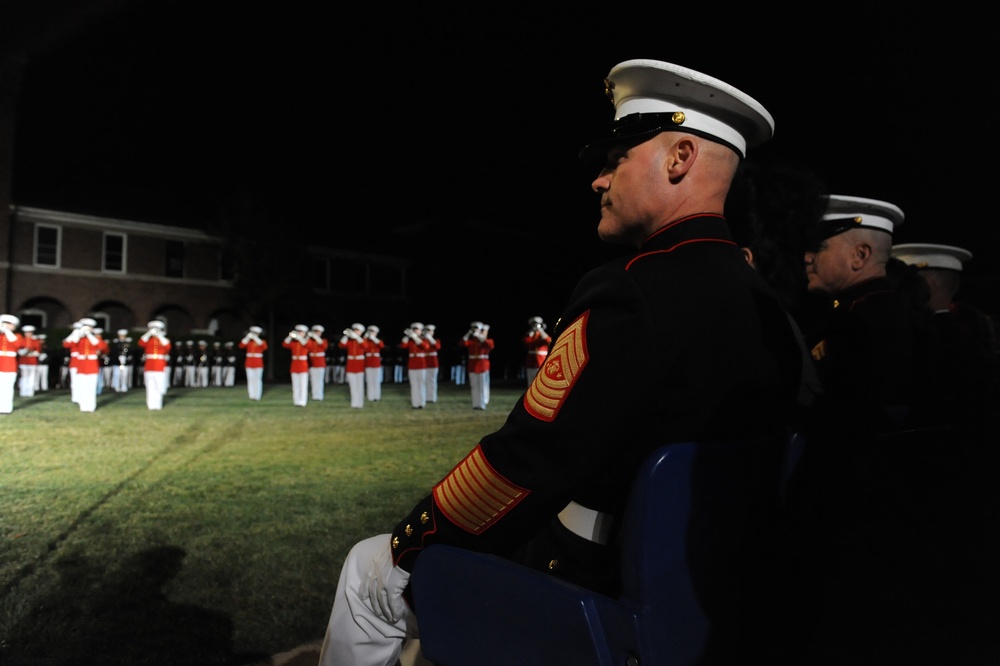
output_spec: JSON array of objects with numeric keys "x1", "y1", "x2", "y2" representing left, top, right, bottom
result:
[
  {"x1": 820, "y1": 194, "x2": 905, "y2": 237},
  {"x1": 294, "y1": 325, "x2": 309, "y2": 332},
  {"x1": 892, "y1": 243, "x2": 972, "y2": 272},
  {"x1": 148, "y1": 320, "x2": 165, "y2": 329},
  {"x1": 351, "y1": 323, "x2": 365, "y2": 331},
  {"x1": 580, "y1": 59, "x2": 774, "y2": 162},
  {"x1": 249, "y1": 326, "x2": 263, "y2": 334}
]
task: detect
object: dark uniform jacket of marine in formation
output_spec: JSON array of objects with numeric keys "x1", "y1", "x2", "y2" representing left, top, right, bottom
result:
[
  {"x1": 392, "y1": 213, "x2": 805, "y2": 600},
  {"x1": 785, "y1": 274, "x2": 1000, "y2": 663}
]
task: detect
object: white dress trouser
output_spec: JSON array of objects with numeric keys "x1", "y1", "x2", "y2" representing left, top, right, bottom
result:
[
  {"x1": 291, "y1": 372, "x2": 309, "y2": 406},
  {"x1": 365, "y1": 367, "x2": 382, "y2": 400},
  {"x1": 470, "y1": 371, "x2": 489, "y2": 408},
  {"x1": 246, "y1": 367, "x2": 263, "y2": 400},
  {"x1": 310, "y1": 367, "x2": 326, "y2": 400},
  {"x1": 0, "y1": 372, "x2": 15, "y2": 413},
  {"x1": 36, "y1": 364, "x2": 49, "y2": 391},
  {"x1": 144, "y1": 371, "x2": 166, "y2": 410},
  {"x1": 76, "y1": 372, "x2": 98, "y2": 412},
  {"x1": 320, "y1": 534, "x2": 415, "y2": 666},
  {"x1": 425, "y1": 367, "x2": 438, "y2": 402},
  {"x1": 347, "y1": 371, "x2": 365, "y2": 408},
  {"x1": 19, "y1": 366, "x2": 36, "y2": 397},
  {"x1": 407, "y1": 368, "x2": 427, "y2": 407}
]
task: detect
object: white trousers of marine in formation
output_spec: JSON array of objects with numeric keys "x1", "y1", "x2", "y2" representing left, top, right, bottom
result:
[
  {"x1": 469, "y1": 371, "x2": 489, "y2": 409},
  {"x1": 18, "y1": 366, "x2": 36, "y2": 397},
  {"x1": 347, "y1": 372, "x2": 365, "y2": 408},
  {"x1": 246, "y1": 367, "x2": 264, "y2": 400},
  {"x1": 0, "y1": 372, "x2": 15, "y2": 413},
  {"x1": 69, "y1": 367, "x2": 79, "y2": 403},
  {"x1": 291, "y1": 372, "x2": 309, "y2": 406},
  {"x1": 144, "y1": 370, "x2": 166, "y2": 410},
  {"x1": 75, "y1": 372, "x2": 98, "y2": 412},
  {"x1": 35, "y1": 364, "x2": 49, "y2": 391},
  {"x1": 407, "y1": 368, "x2": 427, "y2": 407},
  {"x1": 365, "y1": 367, "x2": 382, "y2": 401},
  {"x1": 319, "y1": 534, "x2": 417, "y2": 666},
  {"x1": 310, "y1": 367, "x2": 326, "y2": 400},
  {"x1": 425, "y1": 367, "x2": 438, "y2": 402}
]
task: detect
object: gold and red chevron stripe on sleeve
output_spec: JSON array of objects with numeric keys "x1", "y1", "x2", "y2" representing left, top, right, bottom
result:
[
  {"x1": 523, "y1": 310, "x2": 590, "y2": 422},
  {"x1": 432, "y1": 445, "x2": 529, "y2": 535}
]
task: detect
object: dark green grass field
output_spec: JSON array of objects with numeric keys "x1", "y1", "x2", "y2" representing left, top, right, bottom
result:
[{"x1": 0, "y1": 378, "x2": 522, "y2": 665}]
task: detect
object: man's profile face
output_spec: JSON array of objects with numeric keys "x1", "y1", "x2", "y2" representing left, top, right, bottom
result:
[
  {"x1": 804, "y1": 234, "x2": 857, "y2": 295},
  {"x1": 593, "y1": 136, "x2": 671, "y2": 246}
]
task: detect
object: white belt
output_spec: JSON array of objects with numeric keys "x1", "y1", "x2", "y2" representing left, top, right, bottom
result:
[
  {"x1": 81, "y1": 354, "x2": 99, "y2": 360},
  {"x1": 348, "y1": 355, "x2": 365, "y2": 360},
  {"x1": 310, "y1": 352, "x2": 326, "y2": 357},
  {"x1": 247, "y1": 353, "x2": 263, "y2": 357},
  {"x1": 0, "y1": 351, "x2": 16, "y2": 357},
  {"x1": 413, "y1": 353, "x2": 427, "y2": 357},
  {"x1": 471, "y1": 354, "x2": 490, "y2": 359},
  {"x1": 558, "y1": 501, "x2": 614, "y2": 545},
  {"x1": 292, "y1": 355, "x2": 308, "y2": 360},
  {"x1": 367, "y1": 353, "x2": 381, "y2": 358},
  {"x1": 533, "y1": 350, "x2": 549, "y2": 357},
  {"x1": 146, "y1": 354, "x2": 168, "y2": 360}
]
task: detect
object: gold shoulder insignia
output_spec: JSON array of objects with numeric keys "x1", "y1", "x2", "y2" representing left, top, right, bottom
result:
[
  {"x1": 811, "y1": 339, "x2": 827, "y2": 361},
  {"x1": 433, "y1": 445, "x2": 528, "y2": 535},
  {"x1": 523, "y1": 310, "x2": 590, "y2": 422}
]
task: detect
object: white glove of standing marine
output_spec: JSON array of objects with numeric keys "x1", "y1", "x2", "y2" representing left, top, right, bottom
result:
[{"x1": 359, "y1": 541, "x2": 411, "y2": 623}]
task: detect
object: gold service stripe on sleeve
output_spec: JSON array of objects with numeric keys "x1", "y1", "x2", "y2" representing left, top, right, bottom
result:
[{"x1": 433, "y1": 445, "x2": 528, "y2": 534}]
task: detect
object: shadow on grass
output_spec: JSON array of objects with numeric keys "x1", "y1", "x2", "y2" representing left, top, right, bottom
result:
[{"x1": 0, "y1": 546, "x2": 271, "y2": 666}]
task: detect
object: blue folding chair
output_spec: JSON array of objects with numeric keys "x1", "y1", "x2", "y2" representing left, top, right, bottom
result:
[{"x1": 409, "y1": 437, "x2": 787, "y2": 666}]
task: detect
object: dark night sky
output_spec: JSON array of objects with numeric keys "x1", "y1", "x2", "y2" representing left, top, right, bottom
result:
[{"x1": 4, "y1": 4, "x2": 999, "y2": 315}]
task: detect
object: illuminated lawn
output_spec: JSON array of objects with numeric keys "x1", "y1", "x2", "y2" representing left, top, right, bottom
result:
[{"x1": 0, "y1": 380, "x2": 521, "y2": 665}]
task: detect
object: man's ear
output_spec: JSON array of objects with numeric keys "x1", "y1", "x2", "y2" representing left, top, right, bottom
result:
[
  {"x1": 741, "y1": 247, "x2": 755, "y2": 267},
  {"x1": 852, "y1": 243, "x2": 872, "y2": 270},
  {"x1": 667, "y1": 136, "x2": 697, "y2": 180}
]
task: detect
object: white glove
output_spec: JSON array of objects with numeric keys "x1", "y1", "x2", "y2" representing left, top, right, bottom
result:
[
  {"x1": 3, "y1": 330, "x2": 16, "y2": 342},
  {"x1": 360, "y1": 542, "x2": 411, "y2": 623}
]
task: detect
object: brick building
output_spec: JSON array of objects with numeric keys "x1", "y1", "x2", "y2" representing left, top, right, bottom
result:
[{"x1": 0, "y1": 206, "x2": 411, "y2": 376}]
